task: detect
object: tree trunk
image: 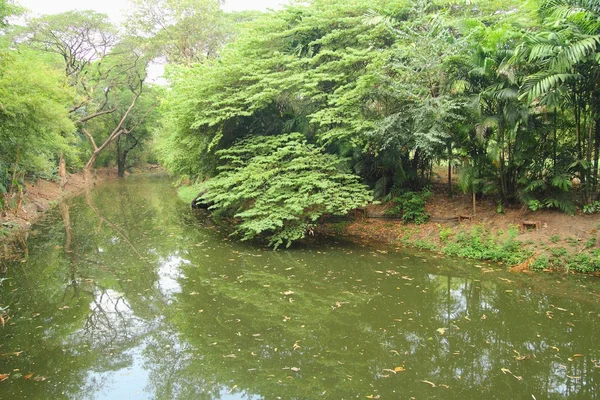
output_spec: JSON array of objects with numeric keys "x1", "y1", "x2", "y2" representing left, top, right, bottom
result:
[
  {"x1": 116, "y1": 134, "x2": 139, "y2": 178},
  {"x1": 447, "y1": 142, "x2": 452, "y2": 198},
  {"x1": 117, "y1": 157, "x2": 126, "y2": 178},
  {"x1": 58, "y1": 154, "x2": 67, "y2": 190},
  {"x1": 84, "y1": 152, "x2": 99, "y2": 184},
  {"x1": 593, "y1": 118, "x2": 600, "y2": 200}
]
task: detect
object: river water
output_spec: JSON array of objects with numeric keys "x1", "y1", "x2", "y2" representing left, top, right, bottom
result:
[{"x1": 0, "y1": 175, "x2": 599, "y2": 399}]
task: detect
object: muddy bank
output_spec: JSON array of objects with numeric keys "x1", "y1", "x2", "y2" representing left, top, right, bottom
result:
[
  {"x1": 321, "y1": 188, "x2": 600, "y2": 274},
  {"x1": 1, "y1": 168, "x2": 118, "y2": 238}
]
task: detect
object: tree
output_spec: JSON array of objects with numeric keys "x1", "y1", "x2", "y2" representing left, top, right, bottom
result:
[
  {"x1": 25, "y1": 11, "x2": 153, "y2": 181},
  {"x1": 126, "y1": 0, "x2": 226, "y2": 65},
  {"x1": 516, "y1": 0, "x2": 600, "y2": 203},
  {"x1": 0, "y1": 49, "x2": 76, "y2": 211},
  {"x1": 199, "y1": 133, "x2": 373, "y2": 248}
]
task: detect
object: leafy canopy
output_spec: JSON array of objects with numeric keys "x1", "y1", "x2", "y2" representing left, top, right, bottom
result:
[{"x1": 200, "y1": 133, "x2": 373, "y2": 248}]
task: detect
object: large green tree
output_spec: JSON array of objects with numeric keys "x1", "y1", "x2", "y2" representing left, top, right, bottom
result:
[{"x1": 25, "y1": 11, "x2": 154, "y2": 180}]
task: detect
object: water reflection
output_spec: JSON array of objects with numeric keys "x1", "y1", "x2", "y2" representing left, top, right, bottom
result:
[{"x1": 0, "y1": 175, "x2": 599, "y2": 399}]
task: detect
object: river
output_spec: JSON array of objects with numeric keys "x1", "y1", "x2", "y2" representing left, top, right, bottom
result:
[{"x1": 0, "y1": 175, "x2": 599, "y2": 399}]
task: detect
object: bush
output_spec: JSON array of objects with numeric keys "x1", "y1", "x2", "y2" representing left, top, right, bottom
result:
[
  {"x1": 385, "y1": 191, "x2": 431, "y2": 224},
  {"x1": 583, "y1": 201, "x2": 600, "y2": 214},
  {"x1": 201, "y1": 133, "x2": 373, "y2": 249},
  {"x1": 442, "y1": 225, "x2": 526, "y2": 265},
  {"x1": 531, "y1": 255, "x2": 550, "y2": 270}
]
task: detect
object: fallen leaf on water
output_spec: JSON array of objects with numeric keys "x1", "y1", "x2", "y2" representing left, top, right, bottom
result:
[
  {"x1": 24, "y1": 373, "x2": 34, "y2": 380},
  {"x1": 439, "y1": 384, "x2": 450, "y2": 389},
  {"x1": 394, "y1": 366, "x2": 406, "y2": 372},
  {"x1": 501, "y1": 368, "x2": 522, "y2": 381},
  {"x1": 436, "y1": 328, "x2": 447, "y2": 335},
  {"x1": 283, "y1": 291, "x2": 294, "y2": 296},
  {"x1": 290, "y1": 367, "x2": 300, "y2": 372},
  {"x1": 572, "y1": 354, "x2": 584, "y2": 358},
  {"x1": 223, "y1": 354, "x2": 237, "y2": 358},
  {"x1": 549, "y1": 346, "x2": 560, "y2": 352},
  {"x1": 32, "y1": 376, "x2": 47, "y2": 382},
  {"x1": 422, "y1": 380, "x2": 436, "y2": 387},
  {"x1": 0, "y1": 374, "x2": 8, "y2": 382}
]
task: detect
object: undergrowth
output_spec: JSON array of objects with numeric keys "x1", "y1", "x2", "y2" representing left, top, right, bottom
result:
[{"x1": 402, "y1": 224, "x2": 530, "y2": 266}]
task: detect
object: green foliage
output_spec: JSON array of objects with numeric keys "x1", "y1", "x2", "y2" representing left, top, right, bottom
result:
[
  {"x1": 585, "y1": 236, "x2": 596, "y2": 249},
  {"x1": 439, "y1": 226, "x2": 453, "y2": 243},
  {"x1": 200, "y1": 133, "x2": 373, "y2": 249},
  {"x1": 528, "y1": 199, "x2": 543, "y2": 211},
  {"x1": 583, "y1": 201, "x2": 600, "y2": 214},
  {"x1": 155, "y1": 0, "x2": 600, "y2": 219},
  {"x1": 531, "y1": 255, "x2": 550, "y2": 270},
  {"x1": 126, "y1": 0, "x2": 227, "y2": 65},
  {"x1": 386, "y1": 191, "x2": 431, "y2": 224},
  {"x1": 177, "y1": 182, "x2": 206, "y2": 205},
  {"x1": 565, "y1": 252, "x2": 600, "y2": 273},
  {"x1": 550, "y1": 234, "x2": 561, "y2": 243},
  {"x1": 0, "y1": 48, "x2": 76, "y2": 200},
  {"x1": 442, "y1": 225, "x2": 526, "y2": 265}
]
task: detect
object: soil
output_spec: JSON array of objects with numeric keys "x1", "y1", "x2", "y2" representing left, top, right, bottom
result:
[
  {"x1": 331, "y1": 173, "x2": 600, "y2": 273},
  {"x1": 1, "y1": 168, "x2": 116, "y2": 239}
]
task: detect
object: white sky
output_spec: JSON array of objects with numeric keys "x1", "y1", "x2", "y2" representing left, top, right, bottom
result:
[{"x1": 16, "y1": 0, "x2": 289, "y2": 22}]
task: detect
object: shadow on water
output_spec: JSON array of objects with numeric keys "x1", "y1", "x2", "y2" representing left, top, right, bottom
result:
[{"x1": 0, "y1": 174, "x2": 599, "y2": 399}]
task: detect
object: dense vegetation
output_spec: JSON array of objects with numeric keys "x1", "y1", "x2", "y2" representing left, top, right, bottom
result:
[{"x1": 2, "y1": 0, "x2": 600, "y2": 248}]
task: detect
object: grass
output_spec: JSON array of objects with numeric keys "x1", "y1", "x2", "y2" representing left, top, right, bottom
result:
[{"x1": 177, "y1": 182, "x2": 206, "y2": 205}]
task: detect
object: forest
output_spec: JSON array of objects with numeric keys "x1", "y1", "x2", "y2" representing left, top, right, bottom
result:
[{"x1": 1, "y1": 0, "x2": 600, "y2": 249}]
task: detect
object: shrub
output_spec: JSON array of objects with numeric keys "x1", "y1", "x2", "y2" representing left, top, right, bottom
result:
[
  {"x1": 442, "y1": 225, "x2": 526, "y2": 265},
  {"x1": 385, "y1": 191, "x2": 431, "y2": 224},
  {"x1": 200, "y1": 133, "x2": 373, "y2": 249},
  {"x1": 531, "y1": 255, "x2": 550, "y2": 270}
]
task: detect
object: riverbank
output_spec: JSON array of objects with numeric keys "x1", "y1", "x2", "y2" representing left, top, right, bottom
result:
[
  {"x1": 0, "y1": 168, "x2": 121, "y2": 247},
  {"x1": 325, "y1": 186, "x2": 600, "y2": 274}
]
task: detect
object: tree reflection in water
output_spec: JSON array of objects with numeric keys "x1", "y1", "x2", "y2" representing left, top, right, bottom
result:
[{"x1": 0, "y1": 175, "x2": 598, "y2": 399}]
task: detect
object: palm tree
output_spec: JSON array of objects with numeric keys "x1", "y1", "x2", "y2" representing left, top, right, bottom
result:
[{"x1": 516, "y1": 0, "x2": 600, "y2": 201}]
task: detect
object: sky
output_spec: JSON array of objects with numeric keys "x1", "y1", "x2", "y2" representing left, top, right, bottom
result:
[{"x1": 16, "y1": 0, "x2": 289, "y2": 22}]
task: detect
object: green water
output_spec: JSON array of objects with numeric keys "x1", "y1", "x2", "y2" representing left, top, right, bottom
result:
[{"x1": 1, "y1": 175, "x2": 599, "y2": 399}]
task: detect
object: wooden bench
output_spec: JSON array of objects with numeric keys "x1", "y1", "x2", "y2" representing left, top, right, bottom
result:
[
  {"x1": 520, "y1": 220, "x2": 541, "y2": 232},
  {"x1": 458, "y1": 214, "x2": 473, "y2": 223}
]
